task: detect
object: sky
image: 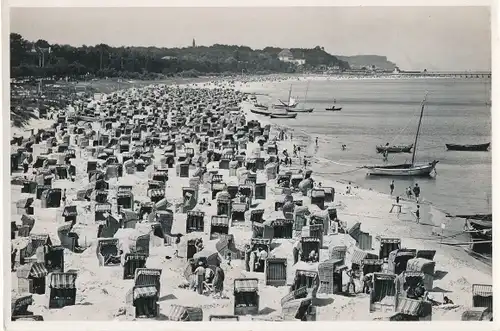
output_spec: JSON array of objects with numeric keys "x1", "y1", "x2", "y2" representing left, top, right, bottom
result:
[{"x1": 10, "y1": 6, "x2": 491, "y2": 71}]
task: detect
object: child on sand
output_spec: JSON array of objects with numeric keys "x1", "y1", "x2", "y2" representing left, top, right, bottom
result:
[{"x1": 406, "y1": 187, "x2": 413, "y2": 199}]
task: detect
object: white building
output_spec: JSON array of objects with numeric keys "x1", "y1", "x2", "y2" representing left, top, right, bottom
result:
[{"x1": 278, "y1": 49, "x2": 306, "y2": 65}]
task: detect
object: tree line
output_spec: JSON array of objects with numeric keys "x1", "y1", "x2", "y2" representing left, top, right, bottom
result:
[{"x1": 10, "y1": 33, "x2": 350, "y2": 79}]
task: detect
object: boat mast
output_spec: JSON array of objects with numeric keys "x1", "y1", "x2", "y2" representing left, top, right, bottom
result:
[
  {"x1": 411, "y1": 97, "x2": 427, "y2": 165},
  {"x1": 288, "y1": 84, "x2": 292, "y2": 106},
  {"x1": 304, "y1": 81, "x2": 309, "y2": 108}
]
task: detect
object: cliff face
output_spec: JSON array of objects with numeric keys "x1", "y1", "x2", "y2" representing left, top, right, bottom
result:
[{"x1": 337, "y1": 55, "x2": 397, "y2": 70}]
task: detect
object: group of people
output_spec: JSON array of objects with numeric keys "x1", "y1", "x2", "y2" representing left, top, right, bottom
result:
[
  {"x1": 243, "y1": 245, "x2": 269, "y2": 272},
  {"x1": 389, "y1": 181, "x2": 422, "y2": 223},
  {"x1": 292, "y1": 240, "x2": 319, "y2": 265},
  {"x1": 191, "y1": 259, "x2": 225, "y2": 298},
  {"x1": 389, "y1": 180, "x2": 421, "y2": 201}
]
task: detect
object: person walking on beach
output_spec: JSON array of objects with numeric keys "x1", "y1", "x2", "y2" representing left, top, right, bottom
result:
[
  {"x1": 390, "y1": 180, "x2": 395, "y2": 195},
  {"x1": 194, "y1": 261, "x2": 205, "y2": 294},
  {"x1": 413, "y1": 183, "x2": 421, "y2": 202},
  {"x1": 213, "y1": 261, "x2": 225, "y2": 299},
  {"x1": 415, "y1": 205, "x2": 421, "y2": 223}
]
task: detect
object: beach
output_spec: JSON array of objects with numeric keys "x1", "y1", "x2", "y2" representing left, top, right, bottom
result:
[{"x1": 9, "y1": 75, "x2": 491, "y2": 321}]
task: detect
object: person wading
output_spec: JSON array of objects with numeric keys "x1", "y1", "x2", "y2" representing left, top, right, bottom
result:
[{"x1": 390, "y1": 180, "x2": 395, "y2": 195}]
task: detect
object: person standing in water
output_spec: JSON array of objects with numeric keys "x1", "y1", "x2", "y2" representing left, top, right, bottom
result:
[
  {"x1": 390, "y1": 180, "x2": 395, "y2": 195},
  {"x1": 315, "y1": 137, "x2": 318, "y2": 147},
  {"x1": 415, "y1": 205, "x2": 420, "y2": 223}
]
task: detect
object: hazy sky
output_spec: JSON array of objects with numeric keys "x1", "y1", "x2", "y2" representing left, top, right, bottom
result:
[{"x1": 10, "y1": 6, "x2": 491, "y2": 71}]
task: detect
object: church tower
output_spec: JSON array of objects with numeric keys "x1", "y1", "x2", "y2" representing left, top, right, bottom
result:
[{"x1": 192, "y1": 38, "x2": 196, "y2": 48}]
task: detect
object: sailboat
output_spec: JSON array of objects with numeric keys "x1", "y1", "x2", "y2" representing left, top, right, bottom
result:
[
  {"x1": 274, "y1": 85, "x2": 298, "y2": 109},
  {"x1": 287, "y1": 81, "x2": 314, "y2": 113},
  {"x1": 364, "y1": 95, "x2": 439, "y2": 177}
]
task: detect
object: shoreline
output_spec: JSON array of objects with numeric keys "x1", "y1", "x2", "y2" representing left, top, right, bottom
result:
[{"x1": 234, "y1": 78, "x2": 488, "y2": 234}]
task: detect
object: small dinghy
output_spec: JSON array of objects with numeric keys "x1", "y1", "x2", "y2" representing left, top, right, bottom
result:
[{"x1": 445, "y1": 143, "x2": 490, "y2": 151}]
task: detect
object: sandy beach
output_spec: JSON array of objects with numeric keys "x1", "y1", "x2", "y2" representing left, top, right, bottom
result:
[{"x1": 9, "y1": 76, "x2": 491, "y2": 322}]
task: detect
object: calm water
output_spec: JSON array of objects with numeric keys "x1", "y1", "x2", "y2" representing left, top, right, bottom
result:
[{"x1": 249, "y1": 78, "x2": 492, "y2": 215}]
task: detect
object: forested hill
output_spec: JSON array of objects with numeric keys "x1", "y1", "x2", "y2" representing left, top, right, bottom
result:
[{"x1": 10, "y1": 33, "x2": 350, "y2": 79}]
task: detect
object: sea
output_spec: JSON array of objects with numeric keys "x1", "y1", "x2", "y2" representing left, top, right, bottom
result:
[{"x1": 248, "y1": 77, "x2": 492, "y2": 216}]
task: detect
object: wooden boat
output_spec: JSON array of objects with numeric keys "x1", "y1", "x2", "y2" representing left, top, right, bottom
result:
[
  {"x1": 325, "y1": 107, "x2": 342, "y2": 111},
  {"x1": 376, "y1": 144, "x2": 413, "y2": 154},
  {"x1": 465, "y1": 216, "x2": 492, "y2": 254},
  {"x1": 365, "y1": 161, "x2": 439, "y2": 177},
  {"x1": 250, "y1": 108, "x2": 271, "y2": 116},
  {"x1": 254, "y1": 103, "x2": 269, "y2": 110},
  {"x1": 270, "y1": 112, "x2": 297, "y2": 119},
  {"x1": 286, "y1": 107, "x2": 313, "y2": 113},
  {"x1": 454, "y1": 214, "x2": 492, "y2": 221},
  {"x1": 445, "y1": 143, "x2": 490, "y2": 151},
  {"x1": 365, "y1": 96, "x2": 438, "y2": 177}
]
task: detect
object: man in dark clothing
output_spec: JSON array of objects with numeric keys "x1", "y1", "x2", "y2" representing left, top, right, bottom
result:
[
  {"x1": 213, "y1": 261, "x2": 225, "y2": 298},
  {"x1": 390, "y1": 180, "x2": 395, "y2": 195},
  {"x1": 413, "y1": 184, "x2": 421, "y2": 202}
]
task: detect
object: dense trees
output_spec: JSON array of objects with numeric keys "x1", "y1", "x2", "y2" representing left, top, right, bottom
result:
[{"x1": 10, "y1": 33, "x2": 350, "y2": 79}]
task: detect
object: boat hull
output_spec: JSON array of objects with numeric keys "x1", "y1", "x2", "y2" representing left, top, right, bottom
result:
[
  {"x1": 286, "y1": 108, "x2": 313, "y2": 113},
  {"x1": 254, "y1": 104, "x2": 269, "y2": 110},
  {"x1": 466, "y1": 219, "x2": 492, "y2": 254},
  {"x1": 325, "y1": 107, "x2": 342, "y2": 111},
  {"x1": 445, "y1": 143, "x2": 490, "y2": 151},
  {"x1": 366, "y1": 161, "x2": 438, "y2": 177},
  {"x1": 376, "y1": 144, "x2": 413, "y2": 153},
  {"x1": 270, "y1": 113, "x2": 298, "y2": 119},
  {"x1": 250, "y1": 109, "x2": 271, "y2": 116}
]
